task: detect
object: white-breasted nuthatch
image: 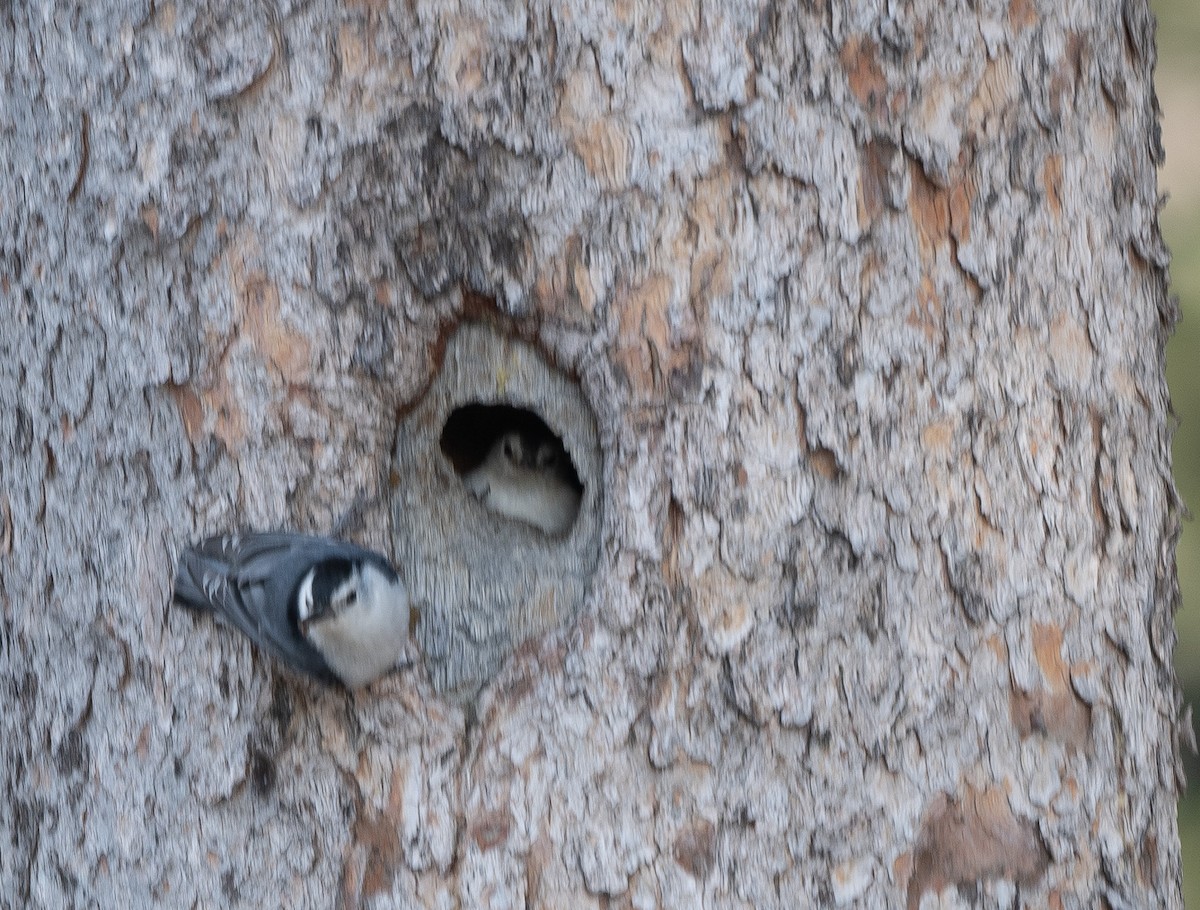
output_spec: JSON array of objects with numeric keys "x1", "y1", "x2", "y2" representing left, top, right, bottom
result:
[
  {"x1": 463, "y1": 430, "x2": 582, "y2": 536},
  {"x1": 173, "y1": 532, "x2": 411, "y2": 688}
]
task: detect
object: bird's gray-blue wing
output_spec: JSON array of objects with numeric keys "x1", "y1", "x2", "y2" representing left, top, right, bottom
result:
[
  {"x1": 227, "y1": 532, "x2": 399, "y2": 585},
  {"x1": 173, "y1": 532, "x2": 337, "y2": 682}
]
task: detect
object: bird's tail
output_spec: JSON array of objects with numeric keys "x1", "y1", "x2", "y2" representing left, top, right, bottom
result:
[{"x1": 172, "y1": 541, "x2": 227, "y2": 612}]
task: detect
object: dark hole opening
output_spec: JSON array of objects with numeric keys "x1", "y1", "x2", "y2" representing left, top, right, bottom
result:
[{"x1": 439, "y1": 403, "x2": 584, "y2": 493}]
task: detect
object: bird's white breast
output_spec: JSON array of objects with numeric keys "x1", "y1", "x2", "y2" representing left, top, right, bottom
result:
[
  {"x1": 480, "y1": 474, "x2": 580, "y2": 535},
  {"x1": 463, "y1": 444, "x2": 581, "y2": 536}
]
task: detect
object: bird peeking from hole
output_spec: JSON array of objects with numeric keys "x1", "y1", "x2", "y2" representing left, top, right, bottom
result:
[{"x1": 463, "y1": 429, "x2": 582, "y2": 536}]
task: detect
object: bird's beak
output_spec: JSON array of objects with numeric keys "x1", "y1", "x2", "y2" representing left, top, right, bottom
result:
[{"x1": 299, "y1": 603, "x2": 331, "y2": 636}]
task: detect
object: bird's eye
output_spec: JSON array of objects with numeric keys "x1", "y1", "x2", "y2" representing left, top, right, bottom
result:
[
  {"x1": 345, "y1": 589, "x2": 357, "y2": 605},
  {"x1": 502, "y1": 438, "x2": 516, "y2": 459}
]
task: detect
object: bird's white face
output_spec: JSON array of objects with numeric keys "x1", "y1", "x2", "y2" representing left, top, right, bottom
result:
[
  {"x1": 532, "y1": 440, "x2": 559, "y2": 472},
  {"x1": 329, "y1": 575, "x2": 362, "y2": 614},
  {"x1": 301, "y1": 563, "x2": 411, "y2": 687},
  {"x1": 492, "y1": 431, "x2": 562, "y2": 476},
  {"x1": 497, "y1": 432, "x2": 527, "y2": 472},
  {"x1": 297, "y1": 565, "x2": 363, "y2": 635}
]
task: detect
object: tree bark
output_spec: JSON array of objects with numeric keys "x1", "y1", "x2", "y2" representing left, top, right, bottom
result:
[{"x1": 1, "y1": 0, "x2": 1186, "y2": 907}]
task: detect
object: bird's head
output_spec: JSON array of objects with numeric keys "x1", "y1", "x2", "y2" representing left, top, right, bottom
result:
[
  {"x1": 498, "y1": 431, "x2": 527, "y2": 468},
  {"x1": 531, "y1": 440, "x2": 561, "y2": 472},
  {"x1": 297, "y1": 558, "x2": 362, "y2": 636}
]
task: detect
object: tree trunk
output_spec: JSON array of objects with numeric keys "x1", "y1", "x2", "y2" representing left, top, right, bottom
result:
[{"x1": 1, "y1": 0, "x2": 1186, "y2": 907}]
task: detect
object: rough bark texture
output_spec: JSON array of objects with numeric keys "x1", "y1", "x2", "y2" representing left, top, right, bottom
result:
[{"x1": 0, "y1": 0, "x2": 1185, "y2": 907}]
